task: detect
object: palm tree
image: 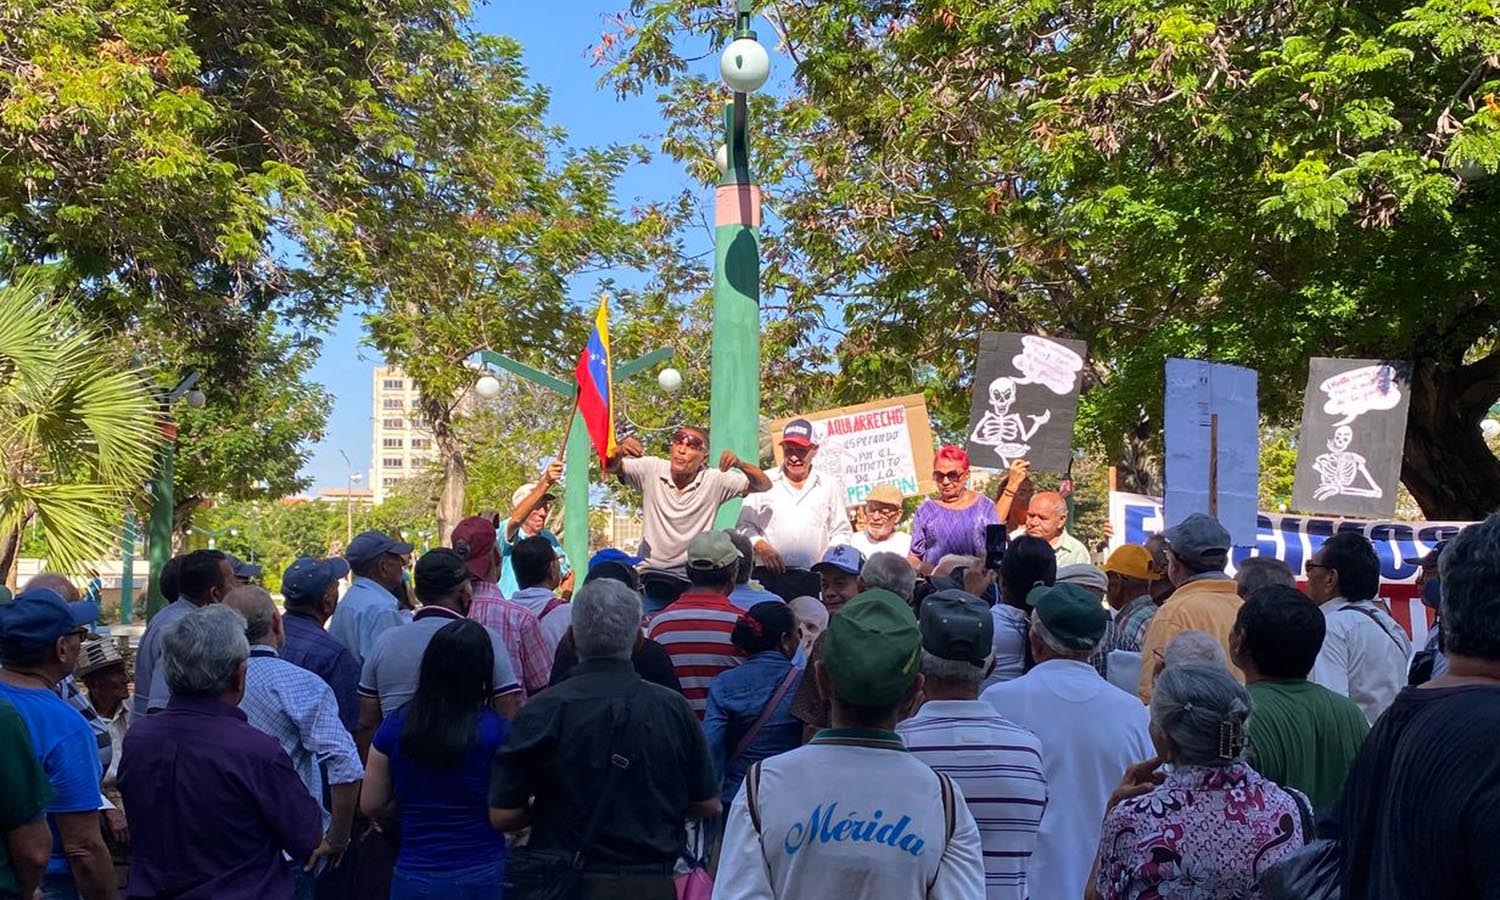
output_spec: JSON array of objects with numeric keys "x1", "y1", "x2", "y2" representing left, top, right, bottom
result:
[{"x1": 0, "y1": 274, "x2": 160, "y2": 579}]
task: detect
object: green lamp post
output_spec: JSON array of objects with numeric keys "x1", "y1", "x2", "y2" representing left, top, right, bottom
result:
[
  {"x1": 709, "y1": 0, "x2": 770, "y2": 530},
  {"x1": 145, "y1": 372, "x2": 204, "y2": 619},
  {"x1": 475, "y1": 346, "x2": 674, "y2": 577}
]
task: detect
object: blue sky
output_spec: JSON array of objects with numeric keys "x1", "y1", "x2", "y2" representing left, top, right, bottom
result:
[{"x1": 301, "y1": 2, "x2": 707, "y2": 491}]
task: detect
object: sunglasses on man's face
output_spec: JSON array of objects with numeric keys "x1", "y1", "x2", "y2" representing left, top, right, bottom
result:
[
  {"x1": 933, "y1": 469, "x2": 966, "y2": 483},
  {"x1": 671, "y1": 433, "x2": 705, "y2": 452}
]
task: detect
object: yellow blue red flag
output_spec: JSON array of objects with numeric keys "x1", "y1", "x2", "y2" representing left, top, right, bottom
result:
[{"x1": 572, "y1": 297, "x2": 616, "y2": 467}]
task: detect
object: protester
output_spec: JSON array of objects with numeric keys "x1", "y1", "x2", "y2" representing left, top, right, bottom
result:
[
  {"x1": 608, "y1": 427, "x2": 771, "y2": 613},
  {"x1": 812, "y1": 544, "x2": 865, "y2": 615},
  {"x1": 1306, "y1": 532, "x2": 1411, "y2": 725},
  {"x1": 328, "y1": 531, "x2": 413, "y2": 667},
  {"x1": 737, "y1": 418, "x2": 853, "y2": 599},
  {"x1": 1232, "y1": 555, "x2": 1295, "y2": 600},
  {"x1": 1016, "y1": 491, "x2": 1091, "y2": 566},
  {"x1": 1408, "y1": 541, "x2": 1448, "y2": 684},
  {"x1": 499, "y1": 459, "x2": 568, "y2": 598},
  {"x1": 222, "y1": 587, "x2": 363, "y2": 898},
  {"x1": 75, "y1": 639, "x2": 131, "y2": 855},
  {"x1": 501, "y1": 533, "x2": 574, "y2": 654},
  {"x1": 1090, "y1": 665, "x2": 1306, "y2": 899},
  {"x1": 787, "y1": 595, "x2": 827, "y2": 656},
  {"x1": 981, "y1": 583, "x2": 1152, "y2": 900},
  {"x1": 715, "y1": 589, "x2": 985, "y2": 899},
  {"x1": 909, "y1": 446, "x2": 1002, "y2": 574},
  {"x1": 898, "y1": 590, "x2": 1048, "y2": 900},
  {"x1": 0, "y1": 697, "x2": 51, "y2": 899},
  {"x1": 278, "y1": 555, "x2": 362, "y2": 731},
  {"x1": 644, "y1": 531, "x2": 747, "y2": 717},
  {"x1": 1229, "y1": 584, "x2": 1368, "y2": 813},
  {"x1": 726, "y1": 530, "x2": 783, "y2": 611},
  {"x1": 1142, "y1": 533, "x2": 1175, "y2": 605},
  {"x1": 450, "y1": 516, "x2": 550, "y2": 698},
  {"x1": 1330, "y1": 513, "x2": 1500, "y2": 898},
  {"x1": 987, "y1": 535, "x2": 1057, "y2": 687},
  {"x1": 133, "y1": 549, "x2": 235, "y2": 716},
  {"x1": 1092, "y1": 544, "x2": 1160, "y2": 668},
  {"x1": 363, "y1": 620, "x2": 509, "y2": 900},
  {"x1": 702, "y1": 601, "x2": 804, "y2": 807},
  {"x1": 490, "y1": 579, "x2": 720, "y2": 900},
  {"x1": 0, "y1": 588, "x2": 117, "y2": 900},
  {"x1": 849, "y1": 483, "x2": 912, "y2": 559},
  {"x1": 119, "y1": 605, "x2": 320, "y2": 899},
  {"x1": 1137, "y1": 514, "x2": 1244, "y2": 703},
  {"x1": 23, "y1": 574, "x2": 113, "y2": 800},
  {"x1": 226, "y1": 554, "x2": 263, "y2": 585},
  {"x1": 357, "y1": 549, "x2": 521, "y2": 754},
  {"x1": 1160, "y1": 629, "x2": 1228, "y2": 671},
  {"x1": 548, "y1": 559, "x2": 681, "y2": 691}
]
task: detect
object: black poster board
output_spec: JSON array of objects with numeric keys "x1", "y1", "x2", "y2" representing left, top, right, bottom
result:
[
  {"x1": 1291, "y1": 357, "x2": 1412, "y2": 519},
  {"x1": 965, "y1": 332, "x2": 1087, "y2": 472}
]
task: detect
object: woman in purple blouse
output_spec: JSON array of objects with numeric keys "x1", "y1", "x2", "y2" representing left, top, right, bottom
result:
[{"x1": 909, "y1": 445, "x2": 1009, "y2": 573}]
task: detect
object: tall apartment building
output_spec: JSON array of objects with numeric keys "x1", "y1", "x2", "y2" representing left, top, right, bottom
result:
[{"x1": 370, "y1": 365, "x2": 439, "y2": 503}]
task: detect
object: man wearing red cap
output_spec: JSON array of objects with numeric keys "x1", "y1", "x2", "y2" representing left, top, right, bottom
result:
[{"x1": 453, "y1": 516, "x2": 552, "y2": 698}]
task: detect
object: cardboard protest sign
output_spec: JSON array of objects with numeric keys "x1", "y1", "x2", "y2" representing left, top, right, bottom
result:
[
  {"x1": 965, "y1": 332, "x2": 1087, "y2": 472},
  {"x1": 1163, "y1": 358, "x2": 1259, "y2": 546},
  {"x1": 1291, "y1": 358, "x2": 1412, "y2": 519},
  {"x1": 770, "y1": 395, "x2": 936, "y2": 505}
]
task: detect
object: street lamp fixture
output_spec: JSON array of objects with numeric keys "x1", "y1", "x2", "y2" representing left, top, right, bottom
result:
[
  {"x1": 474, "y1": 373, "x2": 502, "y2": 400},
  {"x1": 720, "y1": 36, "x2": 770, "y2": 93}
]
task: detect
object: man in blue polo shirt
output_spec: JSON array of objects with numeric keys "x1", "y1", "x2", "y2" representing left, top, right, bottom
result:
[
  {"x1": 279, "y1": 556, "x2": 362, "y2": 732},
  {"x1": 0, "y1": 589, "x2": 118, "y2": 900},
  {"x1": 328, "y1": 531, "x2": 413, "y2": 667}
]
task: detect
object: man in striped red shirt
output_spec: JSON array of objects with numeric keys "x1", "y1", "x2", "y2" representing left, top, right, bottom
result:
[{"x1": 646, "y1": 531, "x2": 745, "y2": 717}]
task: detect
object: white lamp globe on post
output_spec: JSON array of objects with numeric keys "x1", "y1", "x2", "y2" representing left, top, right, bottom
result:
[
  {"x1": 714, "y1": 144, "x2": 729, "y2": 175},
  {"x1": 184, "y1": 389, "x2": 207, "y2": 409},
  {"x1": 474, "y1": 373, "x2": 502, "y2": 400},
  {"x1": 1482, "y1": 418, "x2": 1500, "y2": 440},
  {"x1": 720, "y1": 36, "x2": 770, "y2": 94},
  {"x1": 658, "y1": 367, "x2": 683, "y2": 393}
]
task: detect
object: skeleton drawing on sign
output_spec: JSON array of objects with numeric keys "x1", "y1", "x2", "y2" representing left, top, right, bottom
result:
[
  {"x1": 970, "y1": 377, "x2": 1051, "y2": 466},
  {"x1": 1311, "y1": 425, "x2": 1383, "y2": 501}
]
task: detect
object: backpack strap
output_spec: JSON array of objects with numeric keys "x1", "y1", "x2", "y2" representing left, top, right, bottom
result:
[
  {"x1": 938, "y1": 772, "x2": 956, "y2": 844},
  {"x1": 1339, "y1": 603, "x2": 1406, "y2": 652},
  {"x1": 540, "y1": 595, "x2": 567, "y2": 620},
  {"x1": 744, "y1": 760, "x2": 764, "y2": 836}
]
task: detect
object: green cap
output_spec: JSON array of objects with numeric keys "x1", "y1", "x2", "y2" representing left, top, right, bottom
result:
[
  {"x1": 687, "y1": 531, "x2": 741, "y2": 571},
  {"x1": 1026, "y1": 582, "x2": 1109, "y2": 650},
  {"x1": 823, "y1": 589, "x2": 921, "y2": 706}
]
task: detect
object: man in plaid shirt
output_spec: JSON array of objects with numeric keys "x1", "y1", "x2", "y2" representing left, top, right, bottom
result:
[
  {"x1": 1090, "y1": 545, "x2": 1162, "y2": 675},
  {"x1": 453, "y1": 515, "x2": 552, "y2": 697}
]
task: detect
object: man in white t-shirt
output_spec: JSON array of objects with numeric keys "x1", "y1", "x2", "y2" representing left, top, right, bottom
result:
[
  {"x1": 716, "y1": 589, "x2": 984, "y2": 900},
  {"x1": 1305, "y1": 532, "x2": 1411, "y2": 725},
  {"x1": 850, "y1": 483, "x2": 913, "y2": 560}
]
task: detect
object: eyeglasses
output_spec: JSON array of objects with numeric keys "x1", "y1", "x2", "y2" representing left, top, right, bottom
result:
[
  {"x1": 671, "y1": 433, "x2": 705, "y2": 452},
  {"x1": 933, "y1": 469, "x2": 966, "y2": 483},
  {"x1": 1305, "y1": 561, "x2": 1331, "y2": 575}
]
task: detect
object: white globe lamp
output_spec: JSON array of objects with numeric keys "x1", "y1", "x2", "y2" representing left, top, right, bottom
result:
[
  {"x1": 658, "y1": 367, "x2": 683, "y2": 393},
  {"x1": 714, "y1": 143, "x2": 729, "y2": 175},
  {"x1": 1482, "y1": 418, "x2": 1500, "y2": 440},
  {"x1": 474, "y1": 374, "x2": 502, "y2": 400},
  {"x1": 720, "y1": 38, "x2": 770, "y2": 94},
  {"x1": 184, "y1": 389, "x2": 206, "y2": 409}
]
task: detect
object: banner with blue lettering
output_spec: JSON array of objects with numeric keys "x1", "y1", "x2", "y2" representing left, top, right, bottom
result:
[{"x1": 1108, "y1": 490, "x2": 1471, "y2": 644}]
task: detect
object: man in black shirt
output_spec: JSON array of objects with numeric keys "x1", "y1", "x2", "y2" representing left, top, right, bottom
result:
[
  {"x1": 490, "y1": 578, "x2": 719, "y2": 900},
  {"x1": 1330, "y1": 513, "x2": 1500, "y2": 898}
]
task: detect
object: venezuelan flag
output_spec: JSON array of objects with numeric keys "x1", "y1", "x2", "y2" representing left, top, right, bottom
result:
[{"x1": 572, "y1": 297, "x2": 616, "y2": 467}]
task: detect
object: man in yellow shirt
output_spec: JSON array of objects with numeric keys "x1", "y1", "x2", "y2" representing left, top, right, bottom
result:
[{"x1": 1137, "y1": 513, "x2": 1244, "y2": 702}]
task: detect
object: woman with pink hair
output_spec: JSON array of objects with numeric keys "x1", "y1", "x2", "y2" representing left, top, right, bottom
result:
[{"x1": 908, "y1": 445, "x2": 1003, "y2": 575}]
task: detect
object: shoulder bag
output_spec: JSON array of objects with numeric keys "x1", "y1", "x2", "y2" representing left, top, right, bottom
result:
[
  {"x1": 729, "y1": 666, "x2": 801, "y2": 763},
  {"x1": 502, "y1": 682, "x2": 638, "y2": 900}
]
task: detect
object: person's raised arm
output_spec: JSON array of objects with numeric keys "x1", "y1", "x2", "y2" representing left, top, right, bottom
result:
[
  {"x1": 993, "y1": 459, "x2": 1030, "y2": 522},
  {"x1": 507, "y1": 459, "x2": 563, "y2": 541},
  {"x1": 720, "y1": 450, "x2": 772, "y2": 493},
  {"x1": 605, "y1": 435, "x2": 645, "y2": 476}
]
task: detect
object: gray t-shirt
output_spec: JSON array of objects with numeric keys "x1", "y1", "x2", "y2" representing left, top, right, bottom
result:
[
  {"x1": 618, "y1": 456, "x2": 749, "y2": 575},
  {"x1": 357, "y1": 607, "x2": 520, "y2": 715}
]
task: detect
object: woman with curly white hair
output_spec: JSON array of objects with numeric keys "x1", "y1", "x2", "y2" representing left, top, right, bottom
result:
[{"x1": 1088, "y1": 665, "x2": 1309, "y2": 899}]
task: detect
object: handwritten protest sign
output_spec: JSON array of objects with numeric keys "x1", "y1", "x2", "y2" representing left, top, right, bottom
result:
[
  {"x1": 770, "y1": 395, "x2": 936, "y2": 505},
  {"x1": 1292, "y1": 358, "x2": 1412, "y2": 519},
  {"x1": 965, "y1": 332, "x2": 1087, "y2": 472}
]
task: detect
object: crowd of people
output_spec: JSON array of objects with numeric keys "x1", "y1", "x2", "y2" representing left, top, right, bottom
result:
[{"x1": 0, "y1": 419, "x2": 1496, "y2": 900}]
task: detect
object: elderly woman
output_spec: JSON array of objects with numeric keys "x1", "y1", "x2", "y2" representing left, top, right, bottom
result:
[
  {"x1": 909, "y1": 446, "x2": 1012, "y2": 574},
  {"x1": 1091, "y1": 665, "x2": 1307, "y2": 900}
]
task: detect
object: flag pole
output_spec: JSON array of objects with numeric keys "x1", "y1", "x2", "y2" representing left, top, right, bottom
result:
[{"x1": 557, "y1": 396, "x2": 579, "y2": 463}]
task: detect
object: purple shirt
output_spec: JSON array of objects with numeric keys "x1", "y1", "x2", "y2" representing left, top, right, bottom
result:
[
  {"x1": 119, "y1": 695, "x2": 322, "y2": 900},
  {"x1": 910, "y1": 496, "x2": 999, "y2": 565}
]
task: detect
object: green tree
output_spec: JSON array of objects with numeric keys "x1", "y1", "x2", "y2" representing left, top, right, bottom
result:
[
  {"x1": 0, "y1": 275, "x2": 159, "y2": 577},
  {"x1": 602, "y1": 0, "x2": 1500, "y2": 518}
]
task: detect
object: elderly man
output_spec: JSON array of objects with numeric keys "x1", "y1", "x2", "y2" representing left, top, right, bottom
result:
[
  {"x1": 1012, "y1": 491, "x2": 1090, "y2": 566},
  {"x1": 133, "y1": 549, "x2": 236, "y2": 717},
  {"x1": 898, "y1": 590, "x2": 1047, "y2": 900},
  {"x1": 358, "y1": 549, "x2": 521, "y2": 751},
  {"x1": 1137, "y1": 513, "x2": 1245, "y2": 703},
  {"x1": 120, "y1": 605, "x2": 321, "y2": 900},
  {"x1": 1, "y1": 696, "x2": 52, "y2": 899},
  {"x1": 0, "y1": 589, "x2": 118, "y2": 900},
  {"x1": 500, "y1": 459, "x2": 568, "y2": 598},
  {"x1": 222, "y1": 587, "x2": 363, "y2": 897},
  {"x1": 491, "y1": 579, "x2": 720, "y2": 900},
  {"x1": 737, "y1": 419, "x2": 852, "y2": 600},
  {"x1": 1305, "y1": 531, "x2": 1410, "y2": 725},
  {"x1": 726, "y1": 530, "x2": 783, "y2": 611},
  {"x1": 608, "y1": 426, "x2": 771, "y2": 613},
  {"x1": 716, "y1": 589, "x2": 985, "y2": 900},
  {"x1": 1233, "y1": 556, "x2": 1296, "y2": 600},
  {"x1": 24, "y1": 574, "x2": 114, "y2": 803},
  {"x1": 452, "y1": 515, "x2": 551, "y2": 698},
  {"x1": 1094, "y1": 544, "x2": 1161, "y2": 662},
  {"x1": 278, "y1": 556, "x2": 362, "y2": 732},
  {"x1": 850, "y1": 483, "x2": 912, "y2": 559},
  {"x1": 328, "y1": 530, "x2": 413, "y2": 667},
  {"x1": 76, "y1": 638, "x2": 131, "y2": 855},
  {"x1": 504, "y1": 534, "x2": 574, "y2": 655},
  {"x1": 645, "y1": 532, "x2": 747, "y2": 717},
  {"x1": 981, "y1": 583, "x2": 1151, "y2": 900},
  {"x1": 226, "y1": 554, "x2": 262, "y2": 585}
]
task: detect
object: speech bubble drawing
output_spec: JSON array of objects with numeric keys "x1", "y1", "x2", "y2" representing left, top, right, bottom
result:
[
  {"x1": 1320, "y1": 364, "x2": 1403, "y2": 426},
  {"x1": 1011, "y1": 335, "x2": 1085, "y2": 395}
]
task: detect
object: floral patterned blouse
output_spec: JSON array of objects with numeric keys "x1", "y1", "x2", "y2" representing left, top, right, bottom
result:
[{"x1": 1095, "y1": 762, "x2": 1306, "y2": 900}]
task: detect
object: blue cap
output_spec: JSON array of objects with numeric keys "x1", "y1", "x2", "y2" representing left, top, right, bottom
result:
[
  {"x1": 282, "y1": 556, "x2": 351, "y2": 605},
  {"x1": 0, "y1": 589, "x2": 98, "y2": 656},
  {"x1": 812, "y1": 544, "x2": 866, "y2": 576},
  {"x1": 343, "y1": 530, "x2": 414, "y2": 567},
  {"x1": 589, "y1": 547, "x2": 644, "y2": 570},
  {"x1": 225, "y1": 553, "x2": 263, "y2": 580}
]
